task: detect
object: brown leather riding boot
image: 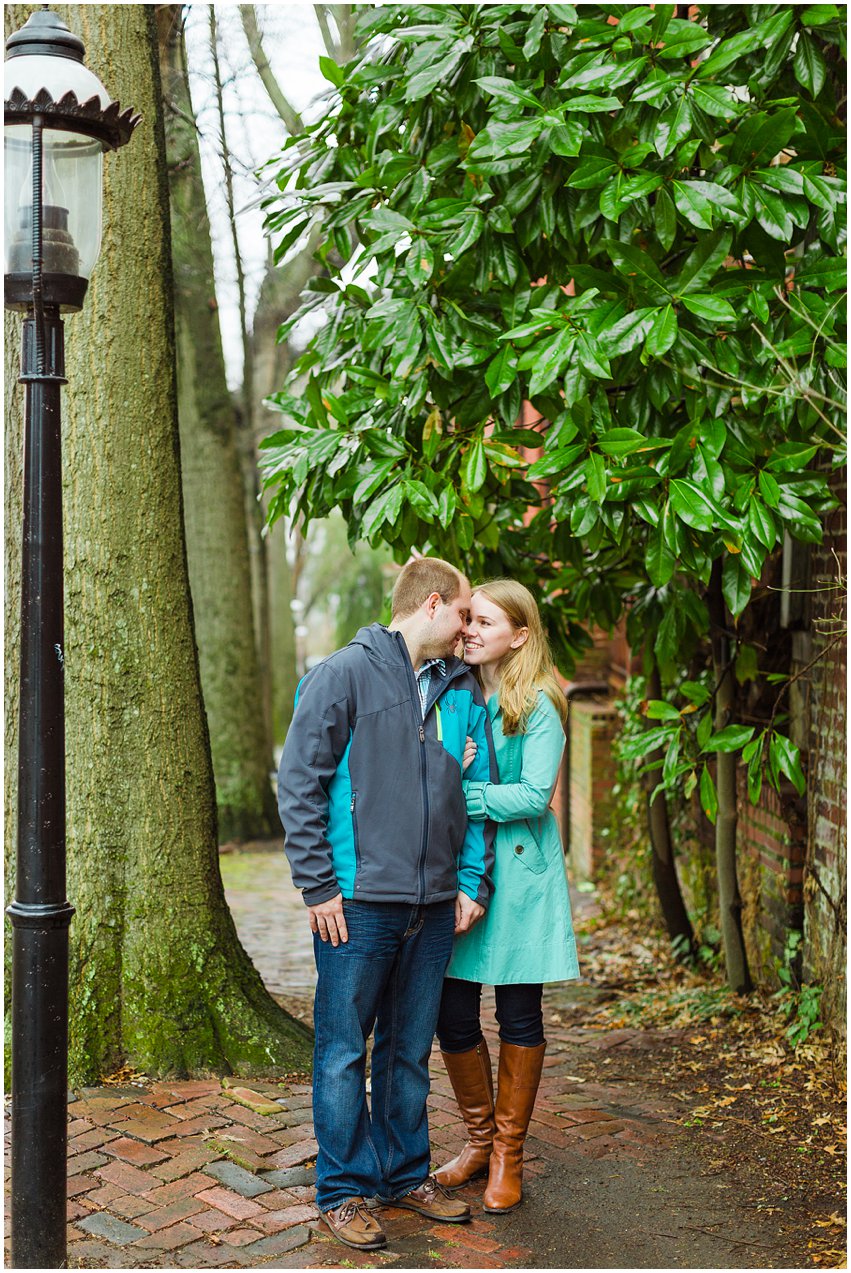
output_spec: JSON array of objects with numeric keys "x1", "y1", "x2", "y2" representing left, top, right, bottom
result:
[
  {"x1": 483, "y1": 1041, "x2": 546, "y2": 1214},
  {"x1": 433, "y1": 1040, "x2": 495, "y2": 1189}
]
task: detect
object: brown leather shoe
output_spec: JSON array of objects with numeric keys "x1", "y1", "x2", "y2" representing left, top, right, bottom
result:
[
  {"x1": 483, "y1": 1042, "x2": 546, "y2": 1214},
  {"x1": 382, "y1": 1175, "x2": 471, "y2": 1223},
  {"x1": 434, "y1": 1040, "x2": 495, "y2": 1189},
  {"x1": 318, "y1": 1197, "x2": 387, "y2": 1249}
]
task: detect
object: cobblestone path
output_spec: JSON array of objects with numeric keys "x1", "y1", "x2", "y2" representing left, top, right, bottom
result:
[{"x1": 4, "y1": 849, "x2": 790, "y2": 1268}]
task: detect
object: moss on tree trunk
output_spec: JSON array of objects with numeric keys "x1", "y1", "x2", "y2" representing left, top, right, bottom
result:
[{"x1": 4, "y1": 4, "x2": 311, "y2": 1084}]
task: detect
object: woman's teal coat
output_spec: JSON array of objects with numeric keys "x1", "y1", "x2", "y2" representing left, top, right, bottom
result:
[{"x1": 446, "y1": 690, "x2": 580, "y2": 986}]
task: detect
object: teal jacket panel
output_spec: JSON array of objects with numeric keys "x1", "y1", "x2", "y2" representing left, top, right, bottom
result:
[{"x1": 446, "y1": 690, "x2": 580, "y2": 986}]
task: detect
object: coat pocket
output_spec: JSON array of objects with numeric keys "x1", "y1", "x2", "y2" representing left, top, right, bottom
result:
[{"x1": 510, "y1": 818, "x2": 548, "y2": 875}]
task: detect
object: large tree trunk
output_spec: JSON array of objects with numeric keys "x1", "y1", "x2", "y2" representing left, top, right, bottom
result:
[
  {"x1": 708, "y1": 560, "x2": 753, "y2": 994},
  {"x1": 4, "y1": 4, "x2": 311, "y2": 1083},
  {"x1": 643, "y1": 654, "x2": 696, "y2": 959},
  {"x1": 160, "y1": 7, "x2": 277, "y2": 842}
]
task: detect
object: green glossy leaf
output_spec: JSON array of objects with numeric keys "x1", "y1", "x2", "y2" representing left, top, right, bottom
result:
[
  {"x1": 654, "y1": 186, "x2": 677, "y2": 251},
  {"x1": 646, "y1": 524, "x2": 676, "y2": 587},
  {"x1": 794, "y1": 31, "x2": 827, "y2": 97},
  {"x1": 405, "y1": 238, "x2": 434, "y2": 286},
  {"x1": 655, "y1": 95, "x2": 692, "y2": 158},
  {"x1": 585, "y1": 451, "x2": 607, "y2": 502},
  {"x1": 703, "y1": 724, "x2": 755, "y2": 753},
  {"x1": 646, "y1": 699, "x2": 682, "y2": 722},
  {"x1": 564, "y1": 94, "x2": 623, "y2": 113},
  {"x1": 645, "y1": 304, "x2": 678, "y2": 357},
  {"x1": 681, "y1": 294, "x2": 737, "y2": 323},
  {"x1": 656, "y1": 18, "x2": 712, "y2": 59},
  {"x1": 769, "y1": 732, "x2": 806, "y2": 796},
  {"x1": 566, "y1": 156, "x2": 618, "y2": 189},
  {"x1": 722, "y1": 552, "x2": 752, "y2": 618},
  {"x1": 748, "y1": 497, "x2": 777, "y2": 550},
  {"x1": 598, "y1": 427, "x2": 649, "y2": 458},
  {"x1": 689, "y1": 82, "x2": 740, "y2": 120},
  {"x1": 697, "y1": 9, "x2": 794, "y2": 78},
  {"x1": 485, "y1": 344, "x2": 518, "y2": 396},
  {"x1": 602, "y1": 308, "x2": 656, "y2": 356},
  {"x1": 474, "y1": 76, "x2": 544, "y2": 110},
  {"x1": 675, "y1": 231, "x2": 733, "y2": 294},
  {"x1": 462, "y1": 437, "x2": 488, "y2": 493},
  {"x1": 669, "y1": 479, "x2": 719, "y2": 531},
  {"x1": 700, "y1": 765, "x2": 718, "y2": 823},
  {"x1": 319, "y1": 55, "x2": 345, "y2": 88}
]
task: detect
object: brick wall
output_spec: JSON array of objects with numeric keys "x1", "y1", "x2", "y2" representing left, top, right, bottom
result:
[
  {"x1": 801, "y1": 471, "x2": 847, "y2": 1043},
  {"x1": 739, "y1": 777, "x2": 806, "y2": 986}
]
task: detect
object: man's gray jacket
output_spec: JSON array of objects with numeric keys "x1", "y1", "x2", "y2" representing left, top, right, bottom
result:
[{"x1": 278, "y1": 624, "x2": 497, "y2": 908}]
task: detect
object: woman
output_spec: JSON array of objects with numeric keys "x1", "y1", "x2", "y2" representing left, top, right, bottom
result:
[{"x1": 435, "y1": 580, "x2": 579, "y2": 1214}]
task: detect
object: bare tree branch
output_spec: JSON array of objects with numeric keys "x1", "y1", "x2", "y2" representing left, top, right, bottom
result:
[
  {"x1": 313, "y1": 4, "x2": 337, "y2": 59},
  {"x1": 239, "y1": 5, "x2": 303, "y2": 135}
]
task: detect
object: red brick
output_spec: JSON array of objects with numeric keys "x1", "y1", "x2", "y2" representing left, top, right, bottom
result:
[
  {"x1": 103, "y1": 1136, "x2": 170, "y2": 1166},
  {"x1": 135, "y1": 1196, "x2": 207, "y2": 1231},
  {"x1": 66, "y1": 1117, "x2": 95, "y2": 1137},
  {"x1": 220, "y1": 1226, "x2": 264, "y2": 1247},
  {"x1": 67, "y1": 1150, "x2": 109, "y2": 1175},
  {"x1": 83, "y1": 1183, "x2": 124, "y2": 1207},
  {"x1": 70, "y1": 1128, "x2": 115, "y2": 1152},
  {"x1": 110, "y1": 1193, "x2": 159, "y2": 1220},
  {"x1": 265, "y1": 1139, "x2": 318, "y2": 1170},
  {"x1": 67, "y1": 1175, "x2": 99, "y2": 1197},
  {"x1": 111, "y1": 1117, "x2": 184, "y2": 1143},
  {"x1": 444, "y1": 1228, "x2": 502, "y2": 1254},
  {"x1": 187, "y1": 1208, "x2": 238, "y2": 1234},
  {"x1": 142, "y1": 1172, "x2": 218, "y2": 1204},
  {"x1": 132, "y1": 1221, "x2": 204, "y2": 1250},
  {"x1": 95, "y1": 1159, "x2": 156, "y2": 1195},
  {"x1": 149, "y1": 1148, "x2": 219, "y2": 1182},
  {"x1": 253, "y1": 1205, "x2": 317, "y2": 1233},
  {"x1": 166, "y1": 1114, "x2": 230, "y2": 1138},
  {"x1": 162, "y1": 1098, "x2": 224, "y2": 1120},
  {"x1": 195, "y1": 1186, "x2": 265, "y2": 1220}
]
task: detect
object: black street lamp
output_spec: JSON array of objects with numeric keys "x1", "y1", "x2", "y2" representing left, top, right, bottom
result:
[{"x1": 4, "y1": 12, "x2": 138, "y2": 1268}]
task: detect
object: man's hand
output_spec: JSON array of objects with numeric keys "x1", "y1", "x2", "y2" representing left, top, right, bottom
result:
[
  {"x1": 454, "y1": 890, "x2": 485, "y2": 936},
  {"x1": 308, "y1": 893, "x2": 348, "y2": 946}
]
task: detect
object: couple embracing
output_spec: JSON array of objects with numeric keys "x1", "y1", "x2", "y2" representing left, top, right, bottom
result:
[{"x1": 278, "y1": 557, "x2": 580, "y2": 1251}]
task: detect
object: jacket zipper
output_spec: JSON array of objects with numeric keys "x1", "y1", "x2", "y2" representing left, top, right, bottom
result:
[
  {"x1": 350, "y1": 792, "x2": 361, "y2": 879},
  {"x1": 394, "y1": 635, "x2": 473, "y2": 903},
  {"x1": 394, "y1": 633, "x2": 431, "y2": 904}
]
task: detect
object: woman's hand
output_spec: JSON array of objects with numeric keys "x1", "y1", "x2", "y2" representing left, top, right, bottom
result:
[{"x1": 462, "y1": 735, "x2": 477, "y2": 772}]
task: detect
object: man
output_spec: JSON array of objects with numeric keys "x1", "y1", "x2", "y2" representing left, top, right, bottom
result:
[{"x1": 278, "y1": 557, "x2": 496, "y2": 1251}]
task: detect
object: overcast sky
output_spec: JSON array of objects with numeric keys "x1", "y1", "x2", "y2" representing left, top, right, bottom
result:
[{"x1": 184, "y1": 4, "x2": 331, "y2": 389}]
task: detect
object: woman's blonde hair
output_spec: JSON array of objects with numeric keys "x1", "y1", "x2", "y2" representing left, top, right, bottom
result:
[{"x1": 473, "y1": 579, "x2": 567, "y2": 735}]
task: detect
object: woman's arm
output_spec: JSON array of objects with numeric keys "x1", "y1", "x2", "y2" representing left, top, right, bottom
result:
[{"x1": 463, "y1": 695, "x2": 565, "y2": 823}]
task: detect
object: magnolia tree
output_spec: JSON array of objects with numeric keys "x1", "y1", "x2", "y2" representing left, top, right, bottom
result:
[{"x1": 259, "y1": 3, "x2": 846, "y2": 987}]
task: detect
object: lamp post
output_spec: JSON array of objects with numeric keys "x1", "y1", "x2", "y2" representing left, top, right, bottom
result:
[{"x1": 4, "y1": 12, "x2": 138, "y2": 1268}]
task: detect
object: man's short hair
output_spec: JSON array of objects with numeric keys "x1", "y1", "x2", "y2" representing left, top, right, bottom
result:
[{"x1": 391, "y1": 557, "x2": 464, "y2": 619}]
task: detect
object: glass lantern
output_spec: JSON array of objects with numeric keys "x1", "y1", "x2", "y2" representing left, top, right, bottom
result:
[{"x1": 4, "y1": 10, "x2": 138, "y2": 312}]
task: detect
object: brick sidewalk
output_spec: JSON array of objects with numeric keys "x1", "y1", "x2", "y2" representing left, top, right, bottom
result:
[{"x1": 4, "y1": 852, "x2": 680, "y2": 1269}]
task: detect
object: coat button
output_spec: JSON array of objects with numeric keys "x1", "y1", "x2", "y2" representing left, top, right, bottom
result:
[{"x1": 515, "y1": 845, "x2": 524, "y2": 855}]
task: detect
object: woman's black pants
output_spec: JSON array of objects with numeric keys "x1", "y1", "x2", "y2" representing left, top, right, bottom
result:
[{"x1": 437, "y1": 977, "x2": 544, "y2": 1053}]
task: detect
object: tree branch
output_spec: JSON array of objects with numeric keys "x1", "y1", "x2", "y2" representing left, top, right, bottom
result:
[
  {"x1": 239, "y1": 4, "x2": 303, "y2": 134},
  {"x1": 313, "y1": 4, "x2": 337, "y2": 59}
]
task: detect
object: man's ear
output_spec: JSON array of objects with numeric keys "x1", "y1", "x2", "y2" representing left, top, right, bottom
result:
[
  {"x1": 424, "y1": 591, "x2": 443, "y2": 619},
  {"x1": 510, "y1": 627, "x2": 529, "y2": 650}
]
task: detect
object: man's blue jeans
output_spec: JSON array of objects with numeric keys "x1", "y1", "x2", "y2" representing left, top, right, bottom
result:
[{"x1": 311, "y1": 899, "x2": 455, "y2": 1213}]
